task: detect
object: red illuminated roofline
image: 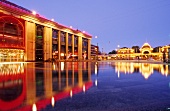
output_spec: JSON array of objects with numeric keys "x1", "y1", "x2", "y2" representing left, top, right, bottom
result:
[{"x1": 0, "y1": 0, "x2": 92, "y2": 38}]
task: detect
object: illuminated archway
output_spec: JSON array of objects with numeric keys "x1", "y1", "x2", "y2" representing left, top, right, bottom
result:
[{"x1": 0, "y1": 15, "x2": 25, "y2": 62}]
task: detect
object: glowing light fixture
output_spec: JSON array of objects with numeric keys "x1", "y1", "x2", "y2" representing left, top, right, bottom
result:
[
  {"x1": 32, "y1": 11, "x2": 36, "y2": 15},
  {"x1": 61, "y1": 62, "x2": 64, "y2": 71},
  {"x1": 51, "y1": 18, "x2": 54, "y2": 21},
  {"x1": 61, "y1": 53, "x2": 64, "y2": 56}
]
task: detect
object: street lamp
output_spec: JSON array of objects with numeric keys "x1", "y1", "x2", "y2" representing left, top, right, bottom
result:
[
  {"x1": 96, "y1": 43, "x2": 98, "y2": 60},
  {"x1": 95, "y1": 44, "x2": 98, "y2": 60},
  {"x1": 94, "y1": 36, "x2": 98, "y2": 60},
  {"x1": 117, "y1": 45, "x2": 120, "y2": 59}
]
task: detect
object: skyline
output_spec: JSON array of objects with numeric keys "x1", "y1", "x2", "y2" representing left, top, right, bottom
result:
[{"x1": 9, "y1": 0, "x2": 170, "y2": 53}]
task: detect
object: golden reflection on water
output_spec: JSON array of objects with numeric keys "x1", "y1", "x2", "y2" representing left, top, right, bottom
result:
[
  {"x1": 70, "y1": 90, "x2": 73, "y2": 98},
  {"x1": 95, "y1": 62, "x2": 98, "y2": 75},
  {"x1": 113, "y1": 62, "x2": 170, "y2": 79}
]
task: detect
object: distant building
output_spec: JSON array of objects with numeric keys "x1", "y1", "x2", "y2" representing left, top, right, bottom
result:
[
  {"x1": 91, "y1": 44, "x2": 101, "y2": 59},
  {"x1": 116, "y1": 42, "x2": 170, "y2": 60},
  {"x1": 98, "y1": 42, "x2": 170, "y2": 61},
  {"x1": 0, "y1": 0, "x2": 92, "y2": 62}
]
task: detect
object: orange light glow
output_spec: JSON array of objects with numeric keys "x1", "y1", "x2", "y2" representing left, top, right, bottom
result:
[
  {"x1": 61, "y1": 53, "x2": 64, "y2": 56},
  {"x1": 70, "y1": 90, "x2": 73, "y2": 98}
]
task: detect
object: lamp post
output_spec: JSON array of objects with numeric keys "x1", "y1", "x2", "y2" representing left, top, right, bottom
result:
[
  {"x1": 97, "y1": 43, "x2": 98, "y2": 60},
  {"x1": 94, "y1": 36, "x2": 98, "y2": 60},
  {"x1": 117, "y1": 45, "x2": 120, "y2": 60},
  {"x1": 168, "y1": 48, "x2": 170, "y2": 63}
]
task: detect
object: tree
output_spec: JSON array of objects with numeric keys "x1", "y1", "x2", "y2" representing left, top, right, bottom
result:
[
  {"x1": 120, "y1": 47, "x2": 128, "y2": 49},
  {"x1": 153, "y1": 46, "x2": 161, "y2": 53},
  {"x1": 108, "y1": 50, "x2": 117, "y2": 54},
  {"x1": 132, "y1": 46, "x2": 140, "y2": 53}
]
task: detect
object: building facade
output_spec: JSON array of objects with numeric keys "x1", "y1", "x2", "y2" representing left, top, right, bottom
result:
[
  {"x1": 0, "y1": 1, "x2": 92, "y2": 62},
  {"x1": 91, "y1": 44, "x2": 100, "y2": 60}
]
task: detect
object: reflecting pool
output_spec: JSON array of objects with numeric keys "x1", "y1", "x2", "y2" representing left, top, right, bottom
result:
[{"x1": 0, "y1": 62, "x2": 170, "y2": 111}]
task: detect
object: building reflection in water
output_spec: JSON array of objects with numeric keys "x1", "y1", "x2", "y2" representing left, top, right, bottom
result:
[
  {"x1": 0, "y1": 63, "x2": 25, "y2": 111},
  {"x1": 0, "y1": 62, "x2": 92, "y2": 111},
  {"x1": 112, "y1": 62, "x2": 170, "y2": 79}
]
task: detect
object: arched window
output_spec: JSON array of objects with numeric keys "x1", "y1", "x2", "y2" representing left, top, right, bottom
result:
[
  {"x1": 0, "y1": 16, "x2": 24, "y2": 48},
  {"x1": 4, "y1": 23, "x2": 18, "y2": 35},
  {"x1": 143, "y1": 51, "x2": 149, "y2": 54}
]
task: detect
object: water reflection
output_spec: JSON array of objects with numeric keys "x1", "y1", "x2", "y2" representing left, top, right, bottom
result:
[
  {"x1": 112, "y1": 62, "x2": 170, "y2": 79},
  {"x1": 48, "y1": 62, "x2": 170, "y2": 111},
  {"x1": 0, "y1": 63, "x2": 24, "y2": 75},
  {"x1": 0, "y1": 62, "x2": 93, "y2": 111}
]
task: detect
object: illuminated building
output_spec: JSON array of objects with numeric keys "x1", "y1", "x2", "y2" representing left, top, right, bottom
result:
[
  {"x1": 116, "y1": 42, "x2": 170, "y2": 60},
  {"x1": 0, "y1": 1, "x2": 92, "y2": 62}
]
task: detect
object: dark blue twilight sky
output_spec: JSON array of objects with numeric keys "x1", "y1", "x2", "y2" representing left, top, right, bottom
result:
[{"x1": 9, "y1": 0, "x2": 170, "y2": 53}]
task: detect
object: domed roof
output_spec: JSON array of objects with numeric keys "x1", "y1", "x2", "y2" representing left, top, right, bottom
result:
[{"x1": 141, "y1": 43, "x2": 152, "y2": 49}]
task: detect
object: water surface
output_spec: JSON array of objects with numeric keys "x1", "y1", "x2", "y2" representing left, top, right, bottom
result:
[{"x1": 0, "y1": 62, "x2": 170, "y2": 111}]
